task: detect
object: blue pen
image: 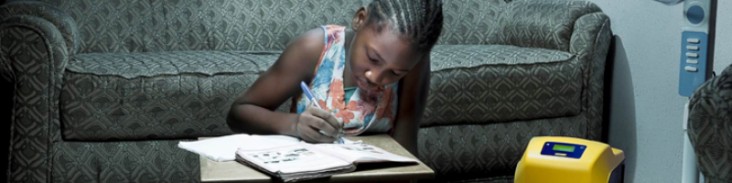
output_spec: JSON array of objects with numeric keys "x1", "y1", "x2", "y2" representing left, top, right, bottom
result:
[
  {"x1": 300, "y1": 81, "x2": 344, "y2": 144},
  {"x1": 300, "y1": 81, "x2": 323, "y2": 109}
]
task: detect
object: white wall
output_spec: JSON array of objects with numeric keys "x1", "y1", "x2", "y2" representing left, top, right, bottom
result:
[
  {"x1": 586, "y1": 0, "x2": 732, "y2": 183},
  {"x1": 713, "y1": 1, "x2": 732, "y2": 72}
]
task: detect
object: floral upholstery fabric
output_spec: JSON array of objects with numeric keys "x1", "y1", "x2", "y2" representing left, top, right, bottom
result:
[
  {"x1": 0, "y1": 0, "x2": 611, "y2": 182},
  {"x1": 688, "y1": 64, "x2": 732, "y2": 183}
]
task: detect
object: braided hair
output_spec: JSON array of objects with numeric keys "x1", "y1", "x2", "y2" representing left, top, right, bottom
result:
[{"x1": 364, "y1": 0, "x2": 444, "y2": 53}]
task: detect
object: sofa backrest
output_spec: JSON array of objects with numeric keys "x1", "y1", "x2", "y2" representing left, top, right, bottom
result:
[
  {"x1": 24, "y1": 0, "x2": 531, "y2": 54},
  {"x1": 435, "y1": 0, "x2": 510, "y2": 45},
  {"x1": 485, "y1": 0, "x2": 601, "y2": 51},
  {"x1": 35, "y1": 0, "x2": 369, "y2": 53},
  {"x1": 21, "y1": 0, "x2": 600, "y2": 52}
]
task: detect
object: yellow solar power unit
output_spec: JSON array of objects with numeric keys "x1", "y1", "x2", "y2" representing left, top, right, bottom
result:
[{"x1": 514, "y1": 136, "x2": 625, "y2": 183}]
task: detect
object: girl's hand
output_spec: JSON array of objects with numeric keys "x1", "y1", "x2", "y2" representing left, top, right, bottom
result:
[{"x1": 295, "y1": 107, "x2": 341, "y2": 143}]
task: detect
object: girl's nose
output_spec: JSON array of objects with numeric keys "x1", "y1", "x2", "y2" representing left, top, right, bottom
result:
[{"x1": 365, "y1": 70, "x2": 380, "y2": 85}]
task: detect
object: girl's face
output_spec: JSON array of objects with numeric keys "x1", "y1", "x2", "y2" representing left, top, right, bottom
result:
[{"x1": 346, "y1": 22, "x2": 420, "y2": 97}]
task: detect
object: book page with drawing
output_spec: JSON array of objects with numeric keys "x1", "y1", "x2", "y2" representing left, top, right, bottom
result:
[
  {"x1": 178, "y1": 134, "x2": 302, "y2": 162},
  {"x1": 312, "y1": 143, "x2": 416, "y2": 164},
  {"x1": 235, "y1": 142, "x2": 417, "y2": 182}
]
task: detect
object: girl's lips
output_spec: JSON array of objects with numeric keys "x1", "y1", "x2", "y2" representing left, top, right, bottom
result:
[
  {"x1": 353, "y1": 69, "x2": 385, "y2": 98},
  {"x1": 355, "y1": 77, "x2": 369, "y2": 90},
  {"x1": 356, "y1": 78, "x2": 379, "y2": 93},
  {"x1": 355, "y1": 78, "x2": 381, "y2": 101}
]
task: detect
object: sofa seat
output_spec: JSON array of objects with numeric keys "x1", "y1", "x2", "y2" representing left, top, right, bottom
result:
[
  {"x1": 61, "y1": 51, "x2": 280, "y2": 140},
  {"x1": 425, "y1": 45, "x2": 579, "y2": 126},
  {"x1": 52, "y1": 140, "x2": 197, "y2": 183}
]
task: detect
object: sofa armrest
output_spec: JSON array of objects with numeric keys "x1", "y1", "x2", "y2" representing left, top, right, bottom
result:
[
  {"x1": 0, "y1": 2, "x2": 78, "y2": 182},
  {"x1": 0, "y1": 15, "x2": 72, "y2": 81},
  {"x1": 570, "y1": 12, "x2": 612, "y2": 57},
  {"x1": 688, "y1": 64, "x2": 732, "y2": 182},
  {"x1": 571, "y1": 12, "x2": 612, "y2": 140},
  {"x1": 488, "y1": 0, "x2": 602, "y2": 51},
  {"x1": 0, "y1": 1, "x2": 79, "y2": 55}
]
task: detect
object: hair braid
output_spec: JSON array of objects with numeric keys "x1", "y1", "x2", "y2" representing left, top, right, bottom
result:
[{"x1": 365, "y1": 0, "x2": 444, "y2": 53}]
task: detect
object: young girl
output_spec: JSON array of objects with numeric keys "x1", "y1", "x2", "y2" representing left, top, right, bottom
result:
[{"x1": 228, "y1": 0, "x2": 443, "y2": 155}]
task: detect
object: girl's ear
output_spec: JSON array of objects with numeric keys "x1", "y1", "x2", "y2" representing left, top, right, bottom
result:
[{"x1": 352, "y1": 7, "x2": 367, "y2": 31}]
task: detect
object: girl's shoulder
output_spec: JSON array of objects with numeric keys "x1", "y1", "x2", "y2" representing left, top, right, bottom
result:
[
  {"x1": 286, "y1": 25, "x2": 347, "y2": 62},
  {"x1": 291, "y1": 27, "x2": 326, "y2": 53},
  {"x1": 293, "y1": 25, "x2": 345, "y2": 48},
  {"x1": 321, "y1": 25, "x2": 346, "y2": 35}
]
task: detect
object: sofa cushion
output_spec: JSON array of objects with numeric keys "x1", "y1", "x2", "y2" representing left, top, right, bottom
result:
[
  {"x1": 423, "y1": 45, "x2": 580, "y2": 127},
  {"x1": 60, "y1": 51, "x2": 282, "y2": 140}
]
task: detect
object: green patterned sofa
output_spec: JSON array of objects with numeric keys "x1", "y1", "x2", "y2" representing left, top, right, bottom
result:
[
  {"x1": 417, "y1": 0, "x2": 610, "y2": 182},
  {"x1": 688, "y1": 64, "x2": 732, "y2": 183},
  {"x1": 0, "y1": 0, "x2": 610, "y2": 182}
]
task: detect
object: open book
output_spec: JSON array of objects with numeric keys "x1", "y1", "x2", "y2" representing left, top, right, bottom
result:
[
  {"x1": 234, "y1": 142, "x2": 417, "y2": 182},
  {"x1": 178, "y1": 134, "x2": 302, "y2": 162}
]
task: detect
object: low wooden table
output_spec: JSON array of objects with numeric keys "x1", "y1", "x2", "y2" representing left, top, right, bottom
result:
[{"x1": 200, "y1": 134, "x2": 434, "y2": 182}]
